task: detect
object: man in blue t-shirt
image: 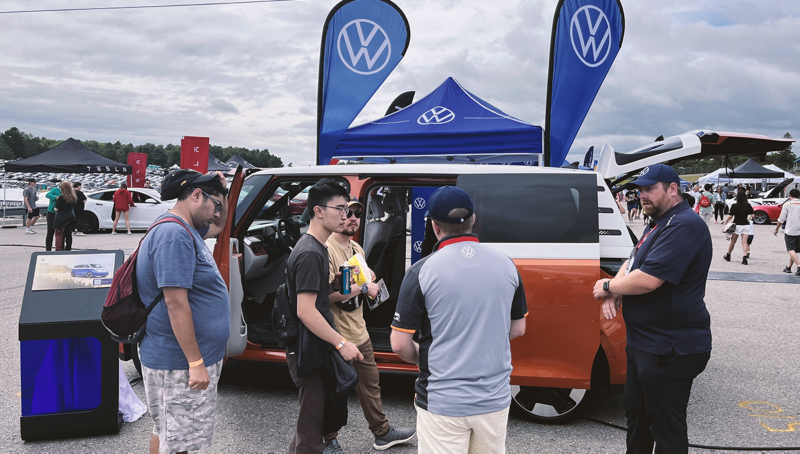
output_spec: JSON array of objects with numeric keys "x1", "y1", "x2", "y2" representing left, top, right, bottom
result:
[
  {"x1": 593, "y1": 164, "x2": 712, "y2": 454},
  {"x1": 136, "y1": 169, "x2": 229, "y2": 454}
]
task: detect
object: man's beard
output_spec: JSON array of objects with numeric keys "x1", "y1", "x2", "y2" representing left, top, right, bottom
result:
[{"x1": 341, "y1": 226, "x2": 358, "y2": 237}]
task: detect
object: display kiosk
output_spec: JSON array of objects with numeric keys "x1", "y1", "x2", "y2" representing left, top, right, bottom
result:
[{"x1": 19, "y1": 250, "x2": 124, "y2": 441}]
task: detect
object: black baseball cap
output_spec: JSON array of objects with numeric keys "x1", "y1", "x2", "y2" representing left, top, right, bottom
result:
[
  {"x1": 428, "y1": 186, "x2": 474, "y2": 223},
  {"x1": 624, "y1": 164, "x2": 681, "y2": 189},
  {"x1": 161, "y1": 169, "x2": 219, "y2": 200}
]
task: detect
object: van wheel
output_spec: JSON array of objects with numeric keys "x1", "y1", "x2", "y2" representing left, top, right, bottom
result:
[
  {"x1": 753, "y1": 211, "x2": 769, "y2": 225},
  {"x1": 84, "y1": 212, "x2": 99, "y2": 233},
  {"x1": 511, "y1": 386, "x2": 592, "y2": 424}
]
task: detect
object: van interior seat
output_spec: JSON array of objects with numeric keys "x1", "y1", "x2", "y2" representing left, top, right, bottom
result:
[
  {"x1": 371, "y1": 193, "x2": 405, "y2": 288},
  {"x1": 364, "y1": 197, "x2": 390, "y2": 269}
]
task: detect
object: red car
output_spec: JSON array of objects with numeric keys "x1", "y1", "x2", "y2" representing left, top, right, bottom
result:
[{"x1": 753, "y1": 199, "x2": 787, "y2": 225}]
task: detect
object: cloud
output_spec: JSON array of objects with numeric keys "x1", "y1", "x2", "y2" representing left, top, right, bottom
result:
[{"x1": 0, "y1": 0, "x2": 798, "y2": 166}]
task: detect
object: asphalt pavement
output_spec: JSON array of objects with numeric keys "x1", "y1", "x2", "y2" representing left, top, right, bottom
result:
[{"x1": 0, "y1": 216, "x2": 799, "y2": 453}]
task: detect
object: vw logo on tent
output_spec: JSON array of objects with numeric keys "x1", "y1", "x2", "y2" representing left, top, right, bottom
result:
[
  {"x1": 413, "y1": 197, "x2": 426, "y2": 210},
  {"x1": 418, "y1": 106, "x2": 455, "y2": 125},
  {"x1": 461, "y1": 246, "x2": 475, "y2": 258},
  {"x1": 338, "y1": 19, "x2": 391, "y2": 75},
  {"x1": 570, "y1": 5, "x2": 612, "y2": 68},
  {"x1": 413, "y1": 241, "x2": 422, "y2": 253},
  {"x1": 523, "y1": 161, "x2": 536, "y2": 166}
]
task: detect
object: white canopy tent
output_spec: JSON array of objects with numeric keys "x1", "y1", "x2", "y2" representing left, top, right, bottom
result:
[{"x1": 697, "y1": 166, "x2": 796, "y2": 185}]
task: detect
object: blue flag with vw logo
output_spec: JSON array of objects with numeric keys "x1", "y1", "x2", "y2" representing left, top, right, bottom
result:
[
  {"x1": 545, "y1": 0, "x2": 625, "y2": 167},
  {"x1": 317, "y1": 0, "x2": 411, "y2": 165}
]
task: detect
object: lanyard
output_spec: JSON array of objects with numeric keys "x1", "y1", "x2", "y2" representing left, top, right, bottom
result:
[{"x1": 636, "y1": 225, "x2": 658, "y2": 252}]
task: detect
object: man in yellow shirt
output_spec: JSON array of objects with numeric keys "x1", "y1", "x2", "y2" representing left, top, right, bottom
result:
[{"x1": 326, "y1": 196, "x2": 416, "y2": 451}]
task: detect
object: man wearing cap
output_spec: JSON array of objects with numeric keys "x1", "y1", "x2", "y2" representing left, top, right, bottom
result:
[
  {"x1": 23, "y1": 178, "x2": 40, "y2": 234},
  {"x1": 592, "y1": 164, "x2": 712, "y2": 454},
  {"x1": 136, "y1": 169, "x2": 230, "y2": 454},
  {"x1": 326, "y1": 196, "x2": 416, "y2": 451},
  {"x1": 390, "y1": 186, "x2": 528, "y2": 454}
]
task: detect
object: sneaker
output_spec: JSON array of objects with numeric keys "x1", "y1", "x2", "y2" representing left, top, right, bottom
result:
[
  {"x1": 796, "y1": 269, "x2": 800, "y2": 276},
  {"x1": 111, "y1": 231, "x2": 117, "y2": 235},
  {"x1": 783, "y1": 266, "x2": 793, "y2": 274},
  {"x1": 25, "y1": 229, "x2": 35, "y2": 234},
  {"x1": 323, "y1": 439, "x2": 344, "y2": 454},
  {"x1": 127, "y1": 231, "x2": 132, "y2": 235},
  {"x1": 374, "y1": 425, "x2": 416, "y2": 451},
  {"x1": 723, "y1": 253, "x2": 731, "y2": 262},
  {"x1": 75, "y1": 232, "x2": 85, "y2": 236},
  {"x1": 742, "y1": 257, "x2": 748, "y2": 265}
]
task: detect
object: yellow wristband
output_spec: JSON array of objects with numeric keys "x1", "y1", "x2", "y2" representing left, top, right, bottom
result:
[{"x1": 188, "y1": 358, "x2": 204, "y2": 368}]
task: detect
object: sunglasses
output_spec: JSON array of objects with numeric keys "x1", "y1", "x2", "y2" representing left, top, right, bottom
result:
[
  {"x1": 201, "y1": 190, "x2": 224, "y2": 213},
  {"x1": 346, "y1": 208, "x2": 362, "y2": 218}
]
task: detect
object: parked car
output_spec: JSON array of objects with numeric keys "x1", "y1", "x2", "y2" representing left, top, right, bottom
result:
[
  {"x1": 82, "y1": 188, "x2": 176, "y2": 233},
  {"x1": 753, "y1": 199, "x2": 787, "y2": 225},
  {"x1": 289, "y1": 186, "x2": 309, "y2": 214},
  {"x1": 70, "y1": 264, "x2": 110, "y2": 278},
  {"x1": 118, "y1": 130, "x2": 793, "y2": 424}
]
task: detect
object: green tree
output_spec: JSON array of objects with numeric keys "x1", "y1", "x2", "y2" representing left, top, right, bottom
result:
[
  {"x1": 1, "y1": 127, "x2": 28, "y2": 159},
  {"x1": 766, "y1": 133, "x2": 795, "y2": 170},
  {"x1": 0, "y1": 140, "x2": 13, "y2": 160}
]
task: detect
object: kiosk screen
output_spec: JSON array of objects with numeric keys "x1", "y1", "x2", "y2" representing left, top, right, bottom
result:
[{"x1": 31, "y1": 253, "x2": 116, "y2": 291}]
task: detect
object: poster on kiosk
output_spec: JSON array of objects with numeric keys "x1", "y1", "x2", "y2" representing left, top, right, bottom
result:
[
  {"x1": 181, "y1": 136, "x2": 210, "y2": 173},
  {"x1": 126, "y1": 152, "x2": 147, "y2": 188}
]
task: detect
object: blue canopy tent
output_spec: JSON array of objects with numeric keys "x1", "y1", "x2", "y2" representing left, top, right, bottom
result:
[{"x1": 328, "y1": 77, "x2": 543, "y2": 164}]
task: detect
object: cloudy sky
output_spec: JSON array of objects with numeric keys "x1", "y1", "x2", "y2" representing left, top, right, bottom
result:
[{"x1": 1, "y1": 0, "x2": 798, "y2": 166}]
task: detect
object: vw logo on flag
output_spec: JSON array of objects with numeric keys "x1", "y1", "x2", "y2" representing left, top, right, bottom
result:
[
  {"x1": 570, "y1": 5, "x2": 612, "y2": 68},
  {"x1": 413, "y1": 197, "x2": 426, "y2": 210},
  {"x1": 418, "y1": 106, "x2": 455, "y2": 125},
  {"x1": 338, "y1": 19, "x2": 392, "y2": 75},
  {"x1": 413, "y1": 241, "x2": 422, "y2": 253},
  {"x1": 461, "y1": 246, "x2": 475, "y2": 258},
  {"x1": 523, "y1": 161, "x2": 536, "y2": 166}
]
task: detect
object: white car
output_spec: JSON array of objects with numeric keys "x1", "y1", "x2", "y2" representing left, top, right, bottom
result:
[{"x1": 83, "y1": 188, "x2": 176, "y2": 233}]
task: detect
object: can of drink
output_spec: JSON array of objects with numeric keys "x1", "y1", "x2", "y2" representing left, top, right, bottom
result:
[{"x1": 340, "y1": 265, "x2": 351, "y2": 295}]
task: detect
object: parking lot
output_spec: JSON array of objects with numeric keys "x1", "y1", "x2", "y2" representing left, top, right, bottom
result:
[{"x1": 0, "y1": 218, "x2": 799, "y2": 453}]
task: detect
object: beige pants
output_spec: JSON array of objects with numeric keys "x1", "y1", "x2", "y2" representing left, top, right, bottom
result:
[{"x1": 415, "y1": 404, "x2": 509, "y2": 454}]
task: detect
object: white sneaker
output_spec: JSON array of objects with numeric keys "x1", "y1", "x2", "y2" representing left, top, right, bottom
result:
[
  {"x1": 127, "y1": 231, "x2": 132, "y2": 235},
  {"x1": 26, "y1": 229, "x2": 35, "y2": 234},
  {"x1": 75, "y1": 232, "x2": 85, "y2": 236},
  {"x1": 111, "y1": 231, "x2": 118, "y2": 235}
]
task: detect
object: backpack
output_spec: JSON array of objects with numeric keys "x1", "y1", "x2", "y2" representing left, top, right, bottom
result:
[
  {"x1": 699, "y1": 193, "x2": 711, "y2": 208},
  {"x1": 271, "y1": 280, "x2": 298, "y2": 348},
  {"x1": 101, "y1": 217, "x2": 194, "y2": 344}
]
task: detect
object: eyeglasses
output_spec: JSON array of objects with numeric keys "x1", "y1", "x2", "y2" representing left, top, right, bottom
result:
[
  {"x1": 320, "y1": 205, "x2": 348, "y2": 216},
  {"x1": 201, "y1": 190, "x2": 224, "y2": 213},
  {"x1": 346, "y1": 208, "x2": 362, "y2": 219}
]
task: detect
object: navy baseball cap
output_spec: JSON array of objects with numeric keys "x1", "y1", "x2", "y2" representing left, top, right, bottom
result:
[
  {"x1": 428, "y1": 186, "x2": 474, "y2": 223},
  {"x1": 624, "y1": 164, "x2": 681, "y2": 189}
]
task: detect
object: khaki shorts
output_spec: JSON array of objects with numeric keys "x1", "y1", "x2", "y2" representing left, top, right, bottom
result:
[
  {"x1": 142, "y1": 360, "x2": 223, "y2": 454},
  {"x1": 415, "y1": 404, "x2": 509, "y2": 454}
]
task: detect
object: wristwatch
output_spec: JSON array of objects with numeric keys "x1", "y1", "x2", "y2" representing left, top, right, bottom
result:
[
  {"x1": 360, "y1": 283, "x2": 373, "y2": 299},
  {"x1": 603, "y1": 280, "x2": 611, "y2": 294}
]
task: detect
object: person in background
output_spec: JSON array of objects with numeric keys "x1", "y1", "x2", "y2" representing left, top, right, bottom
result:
[
  {"x1": 713, "y1": 187, "x2": 726, "y2": 224},
  {"x1": 689, "y1": 184, "x2": 702, "y2": 207},
  {"x1": 112, "y1": 182, "x2": 135, "y2": 235},
  {"x1": 144, "y1": 179, "x2": 153, "y2": 189},
  {"x1": 326, "y1": 196, "x2": 416, "y2": 451},
  {"x1": 73, "y1": 181, "x2": 87, "y2": 236},
  {"x1": 23, "y1": 178, "x2": 40, "y2": 234},
  {"x1": 723, "y1": 191, "x2": 754, "y2": 265},
  {"x1": 53, "y1": 181, "x2": 78, "y2": 251},
  {"x1": 44, "y1": 182, "x2": 62, "y2": 251},
  {"x1": 776, "y1": 189, "x2": 800, "y2": 275},
  {"x1": 626, "y1": 189, "x2": 637, "y2": 223},
  {"x1": 697, "y1": 183, "x2": 716, "y2": 224}
]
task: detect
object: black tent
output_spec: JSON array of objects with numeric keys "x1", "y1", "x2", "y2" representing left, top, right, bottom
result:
[
  {"x1": 3, "y1": 138, "x2": 131, "y2": 174},
  {"x1": 728, "y1": 158, "x2": 783, "y2": 179},
  {"x1": 224, "y1": 154, "x2": 255, "y2": 169},
  {"x1": 208, "y1": 154, "x2": 229, "y2": 172}
]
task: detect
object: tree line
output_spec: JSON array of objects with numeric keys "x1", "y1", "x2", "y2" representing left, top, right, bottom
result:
[{"x1": 0, "y1": 127, "x2": 284, "y2": 169}]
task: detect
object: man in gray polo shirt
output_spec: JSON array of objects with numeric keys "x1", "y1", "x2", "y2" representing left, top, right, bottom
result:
[{"x1": 390, "y1": 186, "x2": 528, "y2": 454}]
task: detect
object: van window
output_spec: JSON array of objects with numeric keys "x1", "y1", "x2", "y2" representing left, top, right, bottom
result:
[{"x1": 457, "y1": 174, "x2": 598, "y2": 244}]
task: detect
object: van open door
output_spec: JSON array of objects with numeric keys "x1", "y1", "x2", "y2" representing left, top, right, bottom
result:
[
  {"x1": 213, "y1": 166, "x2": 248, "y2": 359},
  {"x1": 595, "y1": 131, "x2": 793, "y2": 183}
]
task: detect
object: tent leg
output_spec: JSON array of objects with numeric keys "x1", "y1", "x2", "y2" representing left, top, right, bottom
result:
[{"x1": 538, "y1": 154, "x2": 544, "y2": 167}]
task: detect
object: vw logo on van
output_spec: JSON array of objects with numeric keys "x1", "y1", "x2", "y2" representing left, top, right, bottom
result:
[
  {"x1": 570, "y1": 5, "x2": 612, "y2": 68},
  {"x1": 413, "y1": 197, "x2": 426, "y2": 210},
  {"x1": 413, "y1": 241, "x2": 422, "y2": 253},
  {"x1": 418, "y1": 106, "x2": 455, "y2": 125},
  {"x1": 461, "y1": 246, "x2": 475, "y2": 258},
  {"x1": 337, "y1": 19, "x2": 391, "y2": 75}
]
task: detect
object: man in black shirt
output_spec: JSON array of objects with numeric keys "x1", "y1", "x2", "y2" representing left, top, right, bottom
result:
[
  {"x1": 286, "y1": 179, "x2": 363, "y2": 454},
  {"x1": 73, "y1": 182, "x2": 87, "y2": 235}
]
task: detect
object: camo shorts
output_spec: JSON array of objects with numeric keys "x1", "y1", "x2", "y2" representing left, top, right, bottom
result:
[{"x1": 142, "y1": 360, "x2": 223, "y2": 454}]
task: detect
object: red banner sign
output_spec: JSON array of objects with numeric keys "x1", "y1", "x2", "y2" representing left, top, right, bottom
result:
[
  {"x1": 181, "y1": 136, "x2": 210, "y2": 173},
  {"x1": 127, "y1": 152, "x2": 148, "y2": 188}
]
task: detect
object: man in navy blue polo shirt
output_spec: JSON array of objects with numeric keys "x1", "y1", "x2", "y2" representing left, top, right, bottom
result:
[{"x1": 592, "y1": 164, "x2": 712, "y2": 454}]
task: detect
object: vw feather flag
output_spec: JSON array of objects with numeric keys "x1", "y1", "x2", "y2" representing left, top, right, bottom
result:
[
  {"x1": 317, "y1": 0, "x2": 411, "y2": 165},
  {"x1": 544, "y1": 0, "x2": 624, "y2": 167}
]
